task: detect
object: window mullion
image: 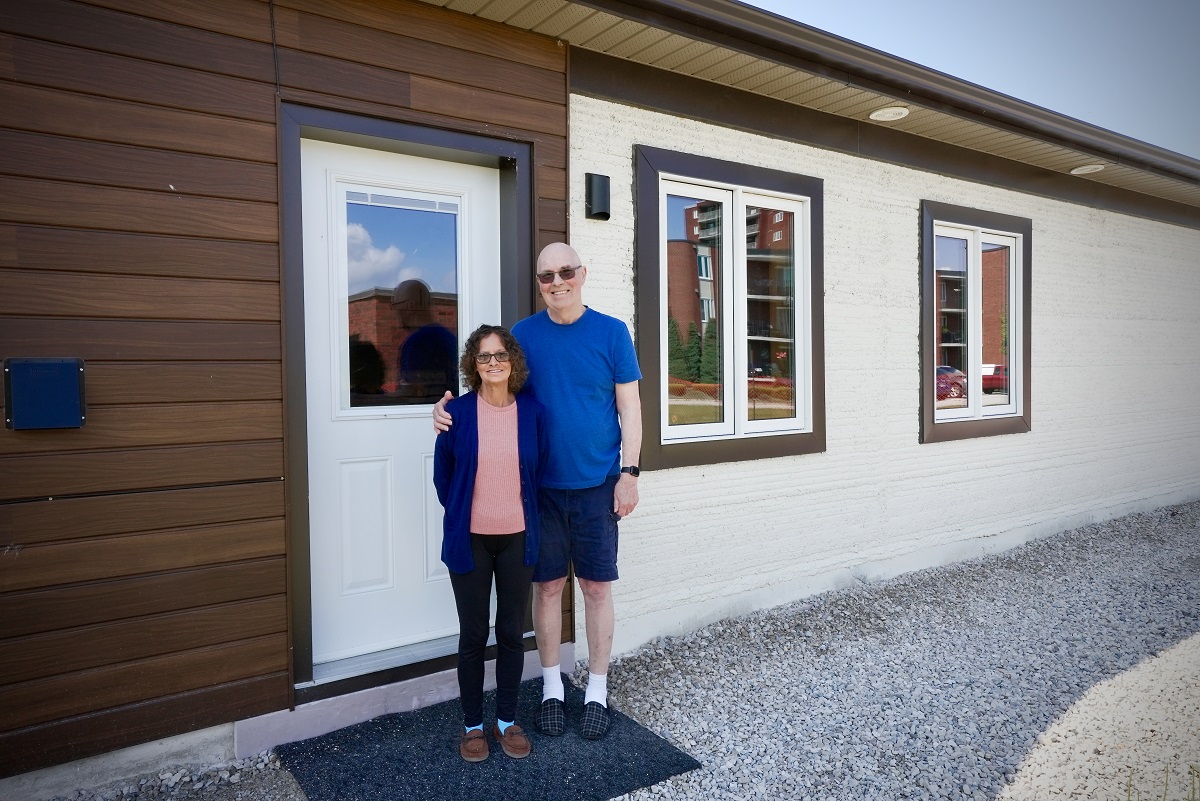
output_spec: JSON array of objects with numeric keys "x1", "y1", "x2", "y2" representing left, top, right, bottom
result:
[{"x1": 728, "y1": 188, "x2": 744, "y2": 435}]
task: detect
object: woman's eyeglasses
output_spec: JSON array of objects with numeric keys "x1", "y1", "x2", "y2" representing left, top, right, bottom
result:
[
  {"x1": 535, "y1": 267, "x2": 579, "y2": 284},
  {"x1": 474, "y1": 351, "x2": 511, "y2": 364}
]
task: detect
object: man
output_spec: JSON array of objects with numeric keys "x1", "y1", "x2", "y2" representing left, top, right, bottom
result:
[{"x1": 434, "y1": 242, "x2": 642, "y2": 740}]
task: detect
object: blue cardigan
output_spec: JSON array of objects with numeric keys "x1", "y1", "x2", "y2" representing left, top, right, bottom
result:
[{"x1": 432, "y1": 392, "x2": 549, "y2": 573}]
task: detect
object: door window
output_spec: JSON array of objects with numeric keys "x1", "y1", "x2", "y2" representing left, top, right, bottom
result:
[{"x1": 342, "y1": 186, "x2": 462, "y2": 407}]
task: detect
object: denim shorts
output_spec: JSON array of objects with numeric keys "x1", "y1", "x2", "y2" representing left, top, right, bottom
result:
[{"x1": 532, "y1": 474, "x2": 620, "y2": 583}]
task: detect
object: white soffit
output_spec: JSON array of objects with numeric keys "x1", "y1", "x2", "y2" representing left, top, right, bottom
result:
[{"x1": 417, "y1": 0, "x2": 1200, "y2": 210}]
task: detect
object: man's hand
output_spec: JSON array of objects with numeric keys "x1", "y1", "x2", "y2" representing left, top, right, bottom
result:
[
  {"x1": 432, "y1": 390, "x2": 454, "y2": 433},
  {"x1": 614, "y1": 473, "x2": 639, "y2": 517}
]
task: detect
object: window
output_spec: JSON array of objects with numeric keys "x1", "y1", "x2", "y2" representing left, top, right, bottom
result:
[
  {"x1": 635, "y1": 146, "x2": 825, "y2": 469},
  {"x1": 921, "y1": 201, "x2": 1031, "y2": 443}
]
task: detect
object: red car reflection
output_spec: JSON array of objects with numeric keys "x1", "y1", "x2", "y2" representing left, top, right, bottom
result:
[
  {"x1": 982, "y1": 365, "x2": 1009, "y2": 394},
  {"x1": 936, "y1": 365, "x2": 965, "y2": 400}
]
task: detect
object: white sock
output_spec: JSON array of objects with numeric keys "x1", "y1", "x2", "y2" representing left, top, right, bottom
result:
[
  {"x1": 584, "y1": 671, "x2": 608, "y2": 707},
  {"x1": 541, "y1": 665, "x2": 564, "y2": 702}
]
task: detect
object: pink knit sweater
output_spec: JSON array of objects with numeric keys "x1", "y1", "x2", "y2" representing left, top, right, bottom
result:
[{"x1": 470, "y1": 395, "x2": 525, "y2": 535}]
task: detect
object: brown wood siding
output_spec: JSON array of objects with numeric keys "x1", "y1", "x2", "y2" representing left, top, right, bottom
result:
[
  {"x1": 0, "y1": 674, "x2": 290, "y2": 778},
  {"x1": 0, "y1": 0, "x2": 567, "y2": 779}
]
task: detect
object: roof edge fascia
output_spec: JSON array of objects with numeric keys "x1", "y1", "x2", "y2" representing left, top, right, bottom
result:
[{"x1": 573, "y1": 0, "x2": 1200, "y2": 184}]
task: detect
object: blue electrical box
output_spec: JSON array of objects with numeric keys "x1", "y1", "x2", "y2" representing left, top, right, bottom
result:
[{"x1": 4, "y1": 358, "x2": 87, "y2": 430}]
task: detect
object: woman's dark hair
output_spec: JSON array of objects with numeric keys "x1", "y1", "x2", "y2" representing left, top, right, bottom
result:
[{"x1": 459, "y1": 324, "x2": 529, "y2": 394}]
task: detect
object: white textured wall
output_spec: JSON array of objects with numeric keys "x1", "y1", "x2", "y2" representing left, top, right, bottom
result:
[{"x1": 567, "y1": 94, "x2": 1200, "y2": 660}]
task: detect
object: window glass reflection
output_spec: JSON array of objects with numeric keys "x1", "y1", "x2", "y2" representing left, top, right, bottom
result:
[
  {"x1": 665, "y1": 194, "x2": 724, "y2": 427},
  {"x1": 935, "y1": 234, "x2": 968, "y2": 410},
  {"x1": 981, "y1": 242, "x2": 1011, "y2": 407},
  {"x1": 345, "y1": 199, "x2": 460, "y2": 407},
  {"x1": 746, "y1": 206, "x2": 795, "y2": 421}
]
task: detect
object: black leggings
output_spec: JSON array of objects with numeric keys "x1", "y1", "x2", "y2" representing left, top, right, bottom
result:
[{"x1": 449, "y1": 532, "x2": 534, "y2": 727}]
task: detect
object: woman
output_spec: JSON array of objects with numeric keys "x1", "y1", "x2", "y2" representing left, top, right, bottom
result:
[{"x1": 433, "y1": 324, "x2": 548, "y2": 763}]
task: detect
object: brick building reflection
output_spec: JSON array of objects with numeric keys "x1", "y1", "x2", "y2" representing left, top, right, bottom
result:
[{"x1": 347, "y1": 281, "x2": 458, "y2": 404}]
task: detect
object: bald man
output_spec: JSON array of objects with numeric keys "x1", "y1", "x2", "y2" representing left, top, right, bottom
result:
[{"x1": 434, "y1": 243, "x2": 642, "y2": 740}]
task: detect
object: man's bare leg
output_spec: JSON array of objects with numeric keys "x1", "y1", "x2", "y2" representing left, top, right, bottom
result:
[
  {"x1": 577, "y1": 577, "x2": 615, "y2": 738},
  {"x1": 534, "y1": 577, "x2": 567, "y2": 669},
  {"x1": 578, "y1": 577, "x2": 614, "y2": 679}
]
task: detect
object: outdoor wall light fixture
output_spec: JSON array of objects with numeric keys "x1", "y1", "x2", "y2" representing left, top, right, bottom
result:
[
  {"x1": 1070, "y1": 164, "x2": 1106, "y2": 175},
  {"x1": 869, "y1": 106, "x2": 910, "y2": 122},
  {"x1": 585, "y1": 173, "x2": 610, "y2": 220}
]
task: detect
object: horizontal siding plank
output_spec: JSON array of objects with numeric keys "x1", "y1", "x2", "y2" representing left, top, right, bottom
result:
[
  {"x1": 0, "y1": 130, "x2": 278, "y2": 202},
  {"x1": 0, "y1": 225, "x2": 278, "y2": 281},
  {"x1": 0, "y1": 483, "x2": 284, "y2": 546},
  {"x1": 6, "y1": 36, "x2": 275, "y2": 122},
  {"x1": 277, "y1": 0, "x2": 564, "y2": 73},
  {"x1": 0, "y1": 402, "x2": 283, "y2": 457},
  {"x1": 0, "y1": 177, "x2": 277, "y2": 242},
  {"x1": 0, "y1": 269, "x2": 280, "y2": 322},
  {"x1": 533, "y1": 135, "x2": 568, "y2": 171},
  {"x1": 276, "y1": 87, "x2": 567, "y2": 170},
  {"x1": 0, "y1": 318, "x2": 281, "y2": 361},
  {"x1": 83, "y1": 362, "x2": 283, "y2": 405},
  {"x1": 74, "y1": 0, "x2": 272, "y2": 43},
  {"x1": 537, "y1": 164, "x2": 567, "y2": 202},
  {"x1": 0, "y1": 672, "x2": 290, "y2": 778},
  {"x1": 538, "y1": 198, "x2": 567, "y2": 233},
  {"x1": 0, "y1": 441, "x2": 284, "y2": 502},
  {"x1": 539, "y1": 228, "x2": 570, "y2": 254},
  {"x1": 275, "y1": 46, "x2": 410, "y2": 109},
  {"x1": 0, "y1": 83, "x2": 276, "y2": 162},
  {"x1": 0, "y1": 633, "x2": 288, "y2": 731},
  {"x1": 0, "y1": 596, "x2": 286, "y2": 685},
  {"x1": 0, "y1": 519, "x2": 286, "y2": 593},
  {"x1": 1, "y1": 598, "x2": 285, "y2": 684},
  {"x1": 0, "y1": 0, "x2": 274, "y2": 81},
  {"x1": 274, "y1": 8, "x2": 564, "y2": 105},
  {"x1": 410, "y1": 75, "x2": 567, "y2": 137},
  {"x1": 0, "y1": 558, "x2": 286, "y2": 639}
]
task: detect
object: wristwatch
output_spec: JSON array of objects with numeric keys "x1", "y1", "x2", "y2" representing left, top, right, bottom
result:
[{"x1": 620, "y1": 465, "x2": 640, "y2": 477}]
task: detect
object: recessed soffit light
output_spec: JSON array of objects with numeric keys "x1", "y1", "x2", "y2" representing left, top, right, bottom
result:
[
  {"x1": 1070, "y1": 164, "x2": 1106, "y2": 175},
  {"x1": 869, "y1": 106, "x2": 910, "y2": 122}
]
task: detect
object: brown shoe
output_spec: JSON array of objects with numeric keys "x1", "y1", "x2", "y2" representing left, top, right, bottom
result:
[
  {"x1": 459, "y1": 728, "x2": 488, "y2": 762},
  {"x1": 492, "y1": 722, "x2": 531, "y2": 759}
]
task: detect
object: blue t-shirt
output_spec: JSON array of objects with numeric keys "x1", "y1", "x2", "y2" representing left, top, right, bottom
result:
[{"x1": 512, "y1": 308, "x2": 641, "y2": 489}]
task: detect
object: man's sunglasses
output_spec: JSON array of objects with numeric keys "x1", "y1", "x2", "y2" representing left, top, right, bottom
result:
[
  {"x1": 535, "y1": 266, "x2": 580, "y2": 284},
  {"x1": 474, "y1": 351, "x2": 511, "y2": 364}
]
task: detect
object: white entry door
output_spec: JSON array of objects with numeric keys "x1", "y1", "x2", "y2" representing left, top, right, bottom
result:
[{"x1": 300, "y1": 138, "x2": 500, "y2": 683}]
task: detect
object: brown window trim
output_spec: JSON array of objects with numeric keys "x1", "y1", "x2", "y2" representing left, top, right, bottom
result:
[
  {"x1": 635, "y1": 145, "x2": 826, "y2": 470},
  {"x1": 920, "y1": 201, "x2": 1032, "y2": 443}
]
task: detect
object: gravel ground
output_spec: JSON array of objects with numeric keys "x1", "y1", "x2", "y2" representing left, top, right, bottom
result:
[{"x1": 52, "y1": 501, "x2": 1200, "y2": 801}]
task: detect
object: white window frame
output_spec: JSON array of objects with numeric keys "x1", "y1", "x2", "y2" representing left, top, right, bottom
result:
[
  {"x1": 933, "y1": 221, "x2": 1022, "y2": 424},
  {"x1": 658, "y1": 176, "x2": 813, "y2": 444},
  {"x1": 697, "y1": 253, "x2": 712, "y2": 280}
]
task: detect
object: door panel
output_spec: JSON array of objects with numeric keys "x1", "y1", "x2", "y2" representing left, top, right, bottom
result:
[{"x1": 300, "y1": 139, "x2": 499, "y2": 678}]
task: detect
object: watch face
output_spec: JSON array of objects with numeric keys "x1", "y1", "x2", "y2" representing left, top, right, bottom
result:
[{"x1": 623, "y1": 466, "x2": 640, "y2": 476}]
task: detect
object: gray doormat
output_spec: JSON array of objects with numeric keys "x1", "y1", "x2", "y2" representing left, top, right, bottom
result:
[{"x1": 275, "y1": 676, "x2": 701, "y2": 801}]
